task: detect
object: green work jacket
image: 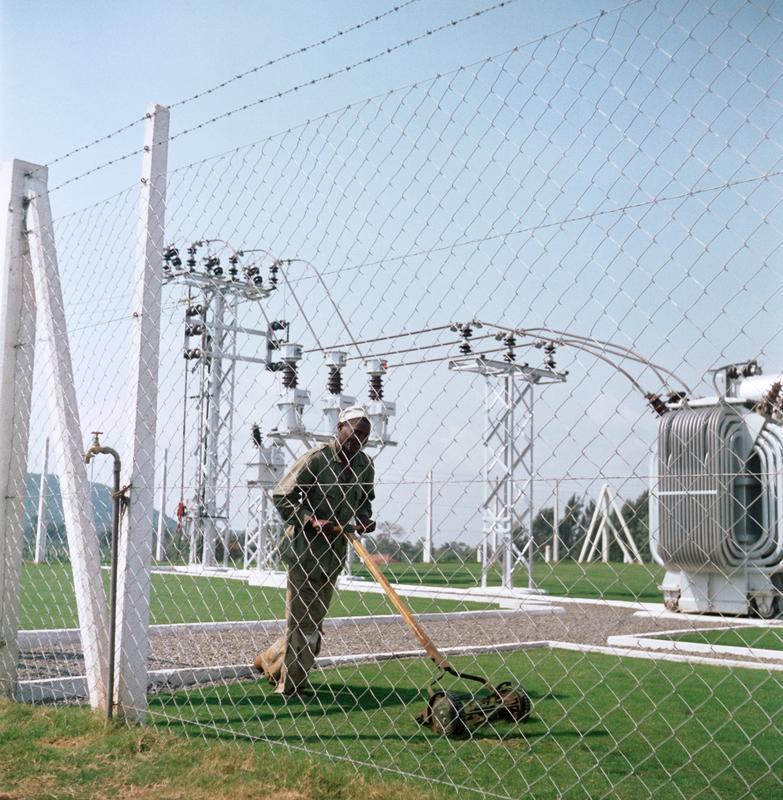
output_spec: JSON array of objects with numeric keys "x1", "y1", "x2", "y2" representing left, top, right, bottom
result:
[{"x1": 272, "y1": 440, "x2": 375, "y2": 582}]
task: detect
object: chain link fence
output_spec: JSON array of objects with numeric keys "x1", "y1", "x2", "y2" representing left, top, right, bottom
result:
[{"x1": 2, "y1": 0, "x2": 782, "y2": 797}]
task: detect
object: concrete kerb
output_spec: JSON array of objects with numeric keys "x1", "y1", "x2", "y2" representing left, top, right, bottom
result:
[
  {"x1": 16, "y1": 640, "x2": 549, "y2": 703},
  {"x1": 17, "y1": 607, "x2": 563, "y2": 651},
  {"x1": 18, "y1": 636, "x2": 783, "y2": 704},
  {"x1": 608, "y1": 626, "x2": 783, "y2": 663}
]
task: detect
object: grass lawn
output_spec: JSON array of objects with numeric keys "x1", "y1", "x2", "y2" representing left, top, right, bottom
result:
[
  {"x1": 0, "y1": 698, "x2": 423, "y2": 800},
  {"x1": 20, "y1": 559, "x2": 665, "y2": 631},
  {"x1": 145, "y1": 648, "x2": 783, "y2": 799},
  {"x1": 352, "y1": 559, "x2": 666, "y2": 602},
  {"x1": 671, "y1": 626, "x2": 783, "y2": 652},
  {"x1": 19, "y1": 563, "x2": 492, "y2": 630}
]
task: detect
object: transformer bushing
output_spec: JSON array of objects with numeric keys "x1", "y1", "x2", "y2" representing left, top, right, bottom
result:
[
  {"x1": 651, "y1": 366, "x2": 783, "y2": 617},
  {"x1": 276, "y1": 342, "x2": 311, "y2": 434},
  {"x1": 365, "y1": 357, "x2": 396, "y2": 445},
  {"x1": 245, "y1": 439, "x2": 286, "y2": 571},
  {"x1": 321, "y1": 351, "x2": 356, "y2": 434}
]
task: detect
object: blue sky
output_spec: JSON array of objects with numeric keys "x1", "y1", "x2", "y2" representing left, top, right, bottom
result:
[{"x1": 3, "y1": 1, "x2": 783, "y2": 550}]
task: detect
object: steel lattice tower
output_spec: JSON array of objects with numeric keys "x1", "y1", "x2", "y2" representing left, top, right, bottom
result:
[{"x1": 449, "y1": 353, "x2": 566, "y2": 590}]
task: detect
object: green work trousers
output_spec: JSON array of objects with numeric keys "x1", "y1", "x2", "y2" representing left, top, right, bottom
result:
[{"x1": 261, "y1": 566, "x2": 337, "y2": 693}]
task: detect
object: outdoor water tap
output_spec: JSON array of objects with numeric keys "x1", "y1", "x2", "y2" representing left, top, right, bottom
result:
[
  {"x1": 82, "y1": 430, "x2": 123, "y2": 721},
  {"x1": 84, "y1": 431, "x2": 121, "y2": 466}
]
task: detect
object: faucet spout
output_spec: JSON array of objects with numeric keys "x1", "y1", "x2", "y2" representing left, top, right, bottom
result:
[{"x1": 84, "y1": 431, "x2": 108, "y2": 464}]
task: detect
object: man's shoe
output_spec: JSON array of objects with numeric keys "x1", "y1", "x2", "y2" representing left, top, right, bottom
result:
[
  {"x1": 277, "y1": 682, "x2": 314, "y2": 700},
  {"x1": 253, "y1": 652, "x2": 280, "y2": 686}
]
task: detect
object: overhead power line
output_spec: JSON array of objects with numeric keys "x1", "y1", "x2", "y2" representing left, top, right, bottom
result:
[
  {"x1": 40, "y1": 0, "x2": 424, "y2": 172},
  {"x1": 46, "y1": 0, "x2": 518, "y2": 193}
]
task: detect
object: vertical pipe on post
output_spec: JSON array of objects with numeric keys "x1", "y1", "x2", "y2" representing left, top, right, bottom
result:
[
  {"x1": 155, "y1": 448, "x2": 167, "y2": 562},
  {"x1": 114, "y1": 103, "x2": 169, "y2": 723},
  {"x1": 0, "y1": 159, "x2": 37, "y2": 698},
  {"x1": 502, "y1": 374, "x2": 513, "y2": 591},
  {"x1": 490, "y1": 478, "x2": 498, "y2": 557},
  {"x1": 480, "y1": 377, "x2": 491, "y2": 589},
  {"x1": 553, "y1": 480, "x2": 560, "y2": 563},
  {"x1": 203, "y1": 291, "x2": 225, "y2": 568},
  {"x1": 107, "y1": 453, "x2": 121, "y2": 721},
  {"x1": 424, "y1": 470, "x2": 433, "y2": 564},
  {"x1": 34, "y1": 437, "x2": 50, "y2": 563},
  {"x1": 526, "y1": 381, "x2": 535, "y2": 591}
]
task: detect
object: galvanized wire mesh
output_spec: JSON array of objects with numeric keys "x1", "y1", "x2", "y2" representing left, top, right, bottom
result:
[{"x1": 4, "y1": 1, "x2": 783, "y2": 798}]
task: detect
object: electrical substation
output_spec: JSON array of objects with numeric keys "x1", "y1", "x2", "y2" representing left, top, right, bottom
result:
[
  {"x1": 4, "y1": 3, "x2": 783, "y2": 796},
  {"x1": 651, "y1": 362, "x2": 783, "y2": 618},
  {"x1": 161, "y1": 241, "x2": 398, "y2": 574}
]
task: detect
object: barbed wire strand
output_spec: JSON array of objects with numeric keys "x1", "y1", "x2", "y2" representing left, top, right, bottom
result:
[
  {"x1": 37, "y1": 0, "x2": 425, "y2": 173},
  {"x1": 45, "y1": 0, "x2": 520, "y2": 194}
]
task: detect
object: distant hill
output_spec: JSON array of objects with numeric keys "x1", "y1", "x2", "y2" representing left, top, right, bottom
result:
[{"x1": 23, "y1": 472, "x2": 177, "y2": 558}]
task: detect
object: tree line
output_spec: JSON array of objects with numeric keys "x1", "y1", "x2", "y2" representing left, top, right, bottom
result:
[{"x1": 364, "y1": 491, "x2": 651, "y2": 564}]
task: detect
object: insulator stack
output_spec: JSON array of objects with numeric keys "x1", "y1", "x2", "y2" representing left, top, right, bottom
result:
[
  {"x1": 184, "y1": 348, "x2": 204, "y2": 360},
  {"x1": 544, "y1": 342, "x2": 557, "y2": 369},
  {"x1": 758, "y1": 381, "x2": 782, "y2": 417},
  {"x1": 269, "y1": 261, "x2": 279, "y2": 288},
  {"x1": 450, "y1": 322, "x2": 473, "y2": 354},
  {"x1": 282, "y1": 362, "x2": 298, "y2": 388},
  {"x1": 369, "y1": 374, "x2": 384, "y2": 400},
  {"x1": 327, "y1": 366, "x2": 343, "y2": 395},
  {"x1": 185, "y1": 323, "x2": 204, "y2": 337},
  {"x1": 503, "y1": 334, "x2": 516, "y2": 363},
  {"x1": 186, "y1": 304, "x2": 204, "y2": 318},
  {"x1": 163, "y1": 245, "x2": 181, "y2": 270},
  {"x1": 646, "y1": 393, "x2": 668, "y2": 417}
]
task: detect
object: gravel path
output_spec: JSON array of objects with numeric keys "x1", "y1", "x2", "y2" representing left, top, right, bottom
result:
[{"x1": 19, "y1": 603, "x2": 764, "y2": 683}]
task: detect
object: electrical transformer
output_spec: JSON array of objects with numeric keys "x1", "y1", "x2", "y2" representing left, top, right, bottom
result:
[{"x1": 650, "y1": 363, "x2": 783, "y2": 617}]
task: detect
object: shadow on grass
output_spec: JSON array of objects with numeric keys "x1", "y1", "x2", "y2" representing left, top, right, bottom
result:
[
  {"x1": 151, "y1": 681, "x2": 423, "y2": 718},
  {"x1": 149, "y1": 679, "x2": 605, "y2": 749}
]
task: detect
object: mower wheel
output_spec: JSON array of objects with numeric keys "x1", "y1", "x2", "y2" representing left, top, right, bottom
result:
[
  {"x1": 429, "y1": 693, "x2": 465, "y2": 738},
  {"x1": 495, "y1": 683, "x2": 532, "y2": 722}
]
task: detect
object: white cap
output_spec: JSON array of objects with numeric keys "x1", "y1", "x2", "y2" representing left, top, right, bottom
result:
[{"x1": 338, "y1": 405, "x2": 371, "y2": 426}]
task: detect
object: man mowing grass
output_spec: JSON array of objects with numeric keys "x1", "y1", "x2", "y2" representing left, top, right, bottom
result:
[{"x1": 253, "y1": 406, "x2": 376, "y2": 697}]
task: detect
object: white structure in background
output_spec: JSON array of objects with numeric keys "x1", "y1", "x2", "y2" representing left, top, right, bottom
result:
[
  {"x1": 449, "y1": 326, "x2": 567, "y2": 591},
  {"x1": 423, "y1": 470, "x2": 434, "y2": 564},
  {"x1": 244, "y1": 434, "x2": 286, "y2": 571},
  {"x1": 246, "y1": 350, "x2": 397, "y2": 575},
  {"x1": 651, "y1": 362, "x2": 783, "y2": 618},
  {"x1": 33, "y1": 437, "x2": 50, "y2": 563},
  {"x1": 162, "y1": 243, "x2": 277, "y2": 569},
  {"x1": 154, "y1": 448, "x2": 168, "y2": 562},
  {"x1": 578, "y1": 484, "x2": 642, "y2": 564}
]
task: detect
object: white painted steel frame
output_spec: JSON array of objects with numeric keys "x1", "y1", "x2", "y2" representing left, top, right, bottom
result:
[
  {"x1": 115, "y1": 103, "x2": 169, "y2": 723},
  {"x1": 0, "y1": 160, "x2": 37, "y2": 697},
  {"x1": 449, "y1": 356, "x2": 566, "y2": 591},
  {"x1": 26, "y1": 165, "x2": 111, "y2": 711}
]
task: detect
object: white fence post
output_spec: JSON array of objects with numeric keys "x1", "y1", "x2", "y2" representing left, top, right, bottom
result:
[
  {"x1": 34, "y1": 437, "x2": 50, "y2": 563},
  {"x1": 25, "y1": 165, "x2": 110, "y2": 711},
  {"x1": 114, "y1": 103, "x2": 169, "y2": 723},
  {"x1": 0, "y1": 160, "x2": 37, "y2": 698}
]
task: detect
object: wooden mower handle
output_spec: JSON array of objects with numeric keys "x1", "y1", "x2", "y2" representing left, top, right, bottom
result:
[{"x1": 342, "y1": 528, "x2": 452, "y2": 670}]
